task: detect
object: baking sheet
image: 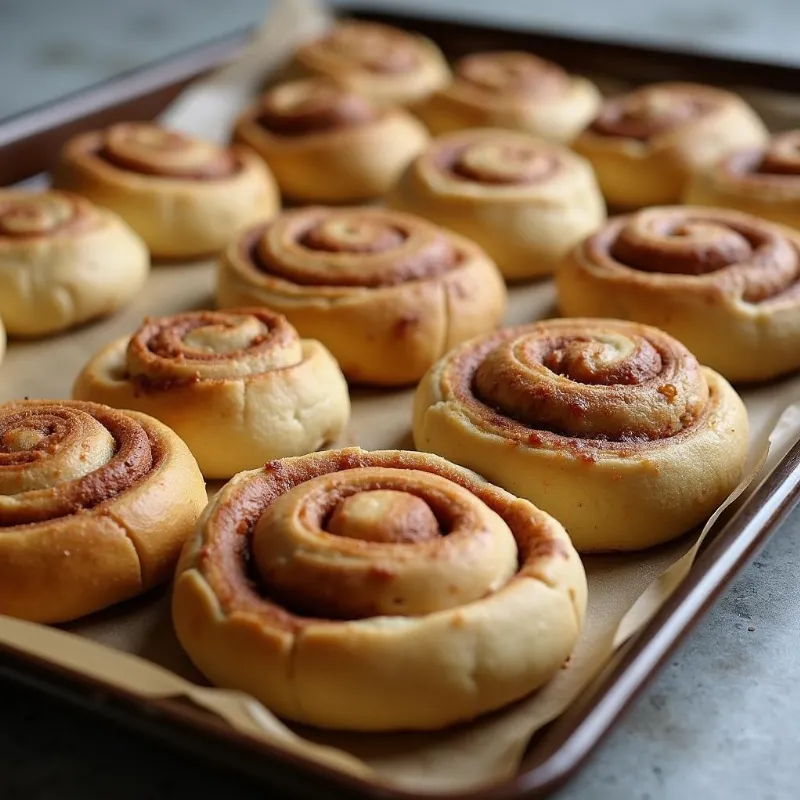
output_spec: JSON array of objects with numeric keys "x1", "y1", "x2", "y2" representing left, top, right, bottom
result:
[{"x1": 1, "y1": 0, "x2": 799, "y2": 794}]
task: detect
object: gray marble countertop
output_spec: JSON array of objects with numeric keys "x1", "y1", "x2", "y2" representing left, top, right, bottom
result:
[{"x1": 2, "y1": 1, "x2": 800, "y2": 798}]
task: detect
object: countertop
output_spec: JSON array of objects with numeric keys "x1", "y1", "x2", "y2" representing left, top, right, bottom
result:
[{"x1": 2, "y1": 1, "x2": 800, "y2": 798}]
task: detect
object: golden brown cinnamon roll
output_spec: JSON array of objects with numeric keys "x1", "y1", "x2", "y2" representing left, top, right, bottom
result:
[
  {"x1": 557, "y1": 206, "x2": 800, "y2": 382},
  {"x1": 0, "y1": 400, "x2": 206, "y2": 623},
  {"x1": 0, "y1": 317, "x2": 5, "y2": 365},
  {"x1": 413, "y1": 51, "x2": 600, "y2": 143},
  {"x1": 574, "y1": 83, "x2": 768, "y2": 208},
  {"x1": 173, "y1": 447, "x2": 586, "y2": 731},
  {"x1": 53, "y1": 123, "x2": 279, "y2": 259},
  {"x1": 73, "y1": 309, "x2": 349, "y2": 479},
  {"x1": 685, "y1": 130, "x2": 800, "y2": 230},
  {"x1": 233, "y1": 77, "x2": 428, "y2": 202},
  {"x1": 290, "y1": 20, "x2": 449, "y2": 107},
  {"x1": 217, "y1": 207, "x2": 507, "y2": 386},
  {"x1": 0, "y1": 189, "x2": 148, "y2": 336},
  {"x1": 387, "y1": 128, "x2": 605, "y2": 279},
  {"x1": 414, "y1": 319, "x2": 748, "y2": 552}
]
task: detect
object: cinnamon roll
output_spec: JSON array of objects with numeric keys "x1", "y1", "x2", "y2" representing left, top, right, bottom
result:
[
  {"x1": 574, "y1": 83, "x2": 768, "y2": 208},
  {"x1": 0, "y1": 400, "x2": 206, "y2": 623},
  {"x1": 233, "y1": 77, "x2": 428, "y2": 202},
  {"x1": 0, "y1": 189, "x2": 148, "y2": 336},
  {"x1": 217, "y1": 207, "x2": 507, "y2": 386},
  {"x1": 557, "y1": 206, "x2": 800, "y2": 382},
  {"x1": 72, "y1": 309, "x2": 349, "y2": 480},
  {"x1": 387, "y1": 128, "x2": 605, "y2": 280},
  {"x1": 53, "y1": 123, "x2": 279, "y2": 259},
  {"x1": 413, "y1": 51, "x2": 601, "y2": 143},
  {"x1": 414, "y1": 319, "x2": 748, "y2": 552},
  {"x1": 290, "y1": 20, "x2": 449, "y2": 107},
  {"x1": 173, "y1": 447, "x2": 586, "y2": 731},
  {"x1": 685, "y1": 130, "x2": 800, "y2": 230}
]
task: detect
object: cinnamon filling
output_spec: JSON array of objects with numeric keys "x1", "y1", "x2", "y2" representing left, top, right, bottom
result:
[
  {"x1": 196, "y1": 450, "x2": 563, "y2": 624},
  {"x1": 590, "y1": 89, "x2": 711, "y2": 141},
  {"x1": 444, "y1": 321, "x2": 708, "y2": 444},
  {"x1": 313, "y1": 22, "x2": 420, "y2": 74},
  {"x1": 434, "y1": 138, "x2": 560, "y2": 185},
  {"x1": 255, "y1": 80, "x2": 378, "y2": 136},
  {"x1": 455, "y1": 51, "x2": 569, "y2": 97},
  {"x1": 244, "y1": 210, "x2": 460, "y2": 288},
  {"x1": 590, "y1": 209, "x2": 800, "y2": 303},
  {"x1": 0, "y1": 403, "x2": 157, "y2": 526},
  {"x1": 97, "y1": 123, "x2": 239, "y2": 179},
  {"x1": 0, "y1": 191, "x2": 95, "y2": 239}
]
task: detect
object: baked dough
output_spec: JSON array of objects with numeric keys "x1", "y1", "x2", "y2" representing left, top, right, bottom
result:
[
  {"x1": 413, "y1": 51, "x2": 600, "y2": 143},
  {"x1": 0, "y1": 399, "x2": 206, "y2": 623},
  {"x1": 557, "y1": 206, "x2": 800, "y2": 382},
  {"x1": 291, "y1": 20, "x2": 449, "y2": 107},
  {"x1": 414, "y1": 318, "x2": 749, "y2": 552},
  {"x1": 234, "y1": 77, "x2": 428, "y2": 202},
  {"x1": 387, "y1": 127, "x2": 605, "y2": 280},
  {"x1": 173, "y1": 447, "x2": 586, "y2": 731},
  {"x1": 53, "y1": 122, "x2": 279, "y2": 259},
  {"x1": 685, "y1": 130, "x2": 800, "y2": 230},
  {"x1": 574, "y1": 82, "x2": 768, "y2": 208},
  {"x1": 217, "y1": 206, "x2": 507, "y2": 386},
  {"x1": 72, "y1": 308, "x2": 350, "y2": 480},
  {"x1": 0, "y1": 189, "x2": 148, "y2": 336}
]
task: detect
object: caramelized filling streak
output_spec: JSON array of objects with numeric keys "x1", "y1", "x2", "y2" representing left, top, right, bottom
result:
[
  {"x1": 245, "y1": 210, "x2": 460, "y2": 287},
  {"x1": 588, "y1": 209, "x2": 800, "y2": 303},
  {"x1": 0, "y1": 403, "x2": 156, "y2": 526}
]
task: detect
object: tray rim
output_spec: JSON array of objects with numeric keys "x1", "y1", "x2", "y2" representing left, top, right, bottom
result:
[{"x1": 2, "y1": 7, "x2": 800, "y2": 799}]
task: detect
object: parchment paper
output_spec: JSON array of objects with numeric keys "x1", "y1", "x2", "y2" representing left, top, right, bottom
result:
[{"x1": 0, "y1": 1, "x2": 799, "y2": 793}]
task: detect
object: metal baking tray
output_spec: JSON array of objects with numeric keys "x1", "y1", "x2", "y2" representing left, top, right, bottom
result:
[{"x1": 1, "y1": 6, "x2": 800, "y2": 799}]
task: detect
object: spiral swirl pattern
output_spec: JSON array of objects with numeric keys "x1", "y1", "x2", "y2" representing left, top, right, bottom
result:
[
  {"x1": 96, "y1": 123, "x2": 238, "y2": 179},
  {"x1": 220, "y1": 207, "x2": 506, "y2": 385},
  {"x1": 0, "y1": 400, "x2": 206, "y2": 623},
  {"x1": 0, "y1": 402, "x2": 152, "y2": 525},
  {"x1": 414, "y1": 318, "x2": 749, "y2": 550},
  {"x1": 0, "y1": 191, "x2": 95, "y2": 239},
  {"x1": 387, "y1": 129, "x2": 605, "y2": 279},
  {"x1": 455, "y1": 52, "x2": 570, "y2": 99},
  {"x1": 589, "y1": 84, "x2": 716, "y2": 141},
  {"x1": 437, "y1": 135, "x2": 561, "y2": 185},
  {"x1": 301, "y1": 21, "x2": 422, "y2": 75},
  {"x1": 585, "y1": 207, "x2": 800, "y2": 304},
  {"x1": 255, "y1": 79, "x2": 377, "y2": 136},
  {"x1": 248, "y1": 207, "x2": 458, "y2": 287},
  {"x1": 173, "y1": 447, "x2": 586, "y2": 730},
  {"x1": 440, "y1": 319, "x2": 708, "y2": 448},
  {"x1": 125, "y1": 309, "x2": 302, "y2": 386},
  {"x1": 73, "y1": 309, "x2": 351, "y2": 478}
]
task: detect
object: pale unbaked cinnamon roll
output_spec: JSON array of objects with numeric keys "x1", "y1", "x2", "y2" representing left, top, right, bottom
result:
[
  {"x1": 291, "y1": 20, "x2": 449, "y2": 107},
  {"x1": 53, "y1": 123, "x2": 279, "y2": 259},
  {"x1": 685, "y1": 130, "x2": 800, "y2": 230},
  {"x1": 173, "y1": 447, "x2": 586, "y2": 731},
  {"x1": 557, "y1": 206, "x2": 800, "y2": 382},
  {"x1": 218, "y1": 206, "x2": 507, "y2": 386},
  {"x1": 0, "y1": 189, "x2": 148, "y2": 336},
  {"x1": 234, "y1": 77, "x2": 428, "y2": 202},
  {"x1": 413, "y1": 51, "x2": 600, "y2": 143},
  {"x1": 0, "y1": 400, "x2": 206, "y2": 623},
  {"x1": 387, "y1": 128, "x2": 605, "y2": 279},
  {"x1": 414, "y1": 319, "x2": 748, "y2": 552},
  {"x1": 73, "y1": 309, "x2": 349, "y2": 480},
  {"x1": 574, "y1": 83, "x2": 768, "y2": 208}
]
